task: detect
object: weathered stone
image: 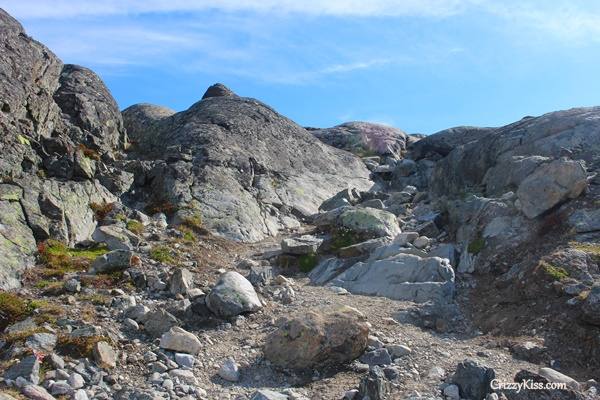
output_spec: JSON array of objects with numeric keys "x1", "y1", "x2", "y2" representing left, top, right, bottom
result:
[
  {"x1": 338, "y1": 208, "x2": 400, "y2": 239},
  {"x1": 4, "y1": 355, "x2": 40, "y2": 384},
  {"x1": 249, "y1": 390, "x2": 288, "y2": 400},
  {"x1": 451, "y1": 359, "x2": 495, "y2": 400},
  {"x1": 582, "y1": 285, "x2": 600, "y2": 326},
  {"x1": 319, "y1": 188, "x2": 362, "y2": 212},
  {"x1": 359, "y1": 348, "x2": 392, "y2": 366},
  {"x1": 568, "y1": 209, "x2": 600, "y2": 233},
  {"x1": 281, "y1": 235, "x2": 323, "y2": 255},
  {"x1": 357, "y1": 366, "x2": 391, "y2": 400},
  {"x1": 21, "y1": 385, "x2": 56, "y2": 400},
  {"x1": 263, "y1": 306, "x2": 369, "y2": 370},
  {"x1": 516, "y1": 158, "x2": 587, "y2": 218},
  {"x1": 90, "y1": 249, "x2": 132, "y2": 274},
  {"x1": 143, "y1": 309, "x2": 179, "y2": 338},
  {"x1": 159, "y1": 327, "x2": 202, "y2": 355},
  {"x1": 206, "y1": 271, "x2": 262, "y2": 318},
  {"x1": 330, "y1": 254, "x2": 455, "y2": 303},
  {"x1": 53, "y1": 64, "x2": 128, "y2": 156},
  {"x1": 25, "y1": 332, "x2": 57, "y2": 352},
  {"x1": 537, "y1": 368, "x2": 580, "y2": 391},
  {"x1": 92, "y1": 225, "x2": 139, "y2": 251},
  {"x1": 387, "y1": 344, "x2": 412, "y2": 358},
  {"x1": 308, "y1": 257, "x2": 355, "y2": 285},
  {"x1": 217, "y1": 358, "x2": 240, "y2": 382},
  {"x1": 169, "y1": 268, "x2": 194, "y2": 295},
  {"x1": 93, "y1": 341, "x2": 117, "y2": 369}
]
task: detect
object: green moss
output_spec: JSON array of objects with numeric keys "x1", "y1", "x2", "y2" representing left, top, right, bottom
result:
[
  {"x1": 126, "y1": 220, "x2": 144, "y2": 235},
  {"x1": 570, "y1": 242, "x2": 600, "y2": 262},
  {"x1": 17, "y1": 134, "x2": 31, "y2": 146},
  {"x1": 2, "y1": 327, "x2": 49, "y2": 347},
  {"x1": 468, "y1": 237, "x2": 485, "y2": 254},
  {"x1": 541, "y1": 261, "x2": 570, "y2": 281},
  {"x1": 38, "y1": 240, "x2": 108, "y2": 278},
  {"x1": 56, "y1": 334, "x2": 108, "y2": 358},
  {"x1": 298, "y1": 253, "x2": 318, "y2": 273},
  {"x1": 180, "y1": 212, "x2": 203, "y2": 230},
  {"x1": 0, "y1": 291, "x2": 36, "y2": 329},
  {"x1": 330, "y1": 229, "x2": 361, "y2": 251},
  {"x1": 34, "y1": 280, "x2": 56, "y2": 289},
  {"x1": 183, "y1": 230, "x2": 196, "y2": 242},
  {"x1": 150, "y1": 245, "x2": 174, "y2": 263},
  {"x1": 115, "y1": 213, "x2": 127, "y2": 222}
]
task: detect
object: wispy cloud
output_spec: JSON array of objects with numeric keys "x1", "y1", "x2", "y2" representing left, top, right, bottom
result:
[
  {"x1": 3, "y1": 0, "x2": 473, "y2": 19},
  {"x1": 483, "y1": 2, "x2": 600, "y2": 45}
]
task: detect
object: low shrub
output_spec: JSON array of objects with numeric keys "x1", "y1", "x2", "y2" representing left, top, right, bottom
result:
[
  {"x1": 78, "y1": 143, "x2": 101, "y2": 160},
  {"x1": 468, "y1": 237, "x2": 485, "y2": 254},
  {"x1": 298, "y1": 253, "x2": 318, "y2": 273},
  {"x1": 90, "y1": 201, "x2": 114, "y2": 221}
]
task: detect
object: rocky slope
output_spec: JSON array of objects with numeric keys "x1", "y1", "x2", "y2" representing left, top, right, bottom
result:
[{"x1": 1, "y1": 7, "x2": 600, "y2": 400}]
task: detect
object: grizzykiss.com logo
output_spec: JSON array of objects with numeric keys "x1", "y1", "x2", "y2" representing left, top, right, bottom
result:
[{"x1": 490, "y1": 379, "x2": 568, "y2": 393}]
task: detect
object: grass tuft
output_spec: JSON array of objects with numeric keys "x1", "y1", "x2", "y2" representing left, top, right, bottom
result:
[
  {"x1": 540, "y1": 261, "x2": 570, "y2": 281},
  {"x1": 38, "y1": 240, "x2": 108, "y2": 279},
  {"x1": 126, "y1": 220, "x2": 144, "y2": 235},
  {"x1": 150, "y1": 245, "x2": 174, "y2": 263},
  {"x1": 56, "y1": 334, "x2": 108, "y2": 358}
]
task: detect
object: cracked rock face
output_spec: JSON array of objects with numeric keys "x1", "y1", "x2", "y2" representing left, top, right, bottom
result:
[
  {"x1": 123, "y1": 87, "x2": 373, "y2": 242},
  {"x1": 0, "y1": 9, "x2": 124, "y2": 289}
]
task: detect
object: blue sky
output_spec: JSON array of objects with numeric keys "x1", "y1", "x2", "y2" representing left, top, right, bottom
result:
[{"x1": 3, "y1": 1, "x2": 600, "y2": 134}]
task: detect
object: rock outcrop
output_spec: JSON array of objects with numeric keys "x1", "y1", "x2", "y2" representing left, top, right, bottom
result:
[
  {"x1": 311, "y1": 121, "x2": 408, "y2": 159},
  {"x1": 0, "y1": 10, "x2": 125, "y2": 288},
  {"x1": 123, "y1": 86, "x2": 373, "y2": 242}
]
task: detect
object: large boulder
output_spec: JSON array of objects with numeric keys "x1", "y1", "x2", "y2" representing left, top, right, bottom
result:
[
  {"x1": 122, "y1": 87, "x2": 373, "y2": 242},
  {"x1": 206, "y1": 271, "x2": 262, "y2": 318},
  {"x1": 263, "y1": 306, "x2": 369, "y2": 370},
  {"x1": 311, "y1": 121, "x2": 408, "y2": 159},
  {"x1": 329, "y1": 254, "x2": 455, "y2": 303},
  {"x1": 516, "y1": 158, "x2": 587, "y2": 218},
  {"x1": 337, "y1": 208, "x2": 400, "y2": 239}
]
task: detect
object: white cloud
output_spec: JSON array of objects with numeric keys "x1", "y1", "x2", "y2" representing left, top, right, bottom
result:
[
  {"x1": 482, "y1": 1, "x2": 600, "y2": 45},
  {"x1": 2, "y1": 0, "x2": 473, "y2": 19}
]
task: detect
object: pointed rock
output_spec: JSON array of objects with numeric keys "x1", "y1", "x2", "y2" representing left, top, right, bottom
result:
[{"x1": 202, "y1": 83, "x2": 238, "y2": 99}]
